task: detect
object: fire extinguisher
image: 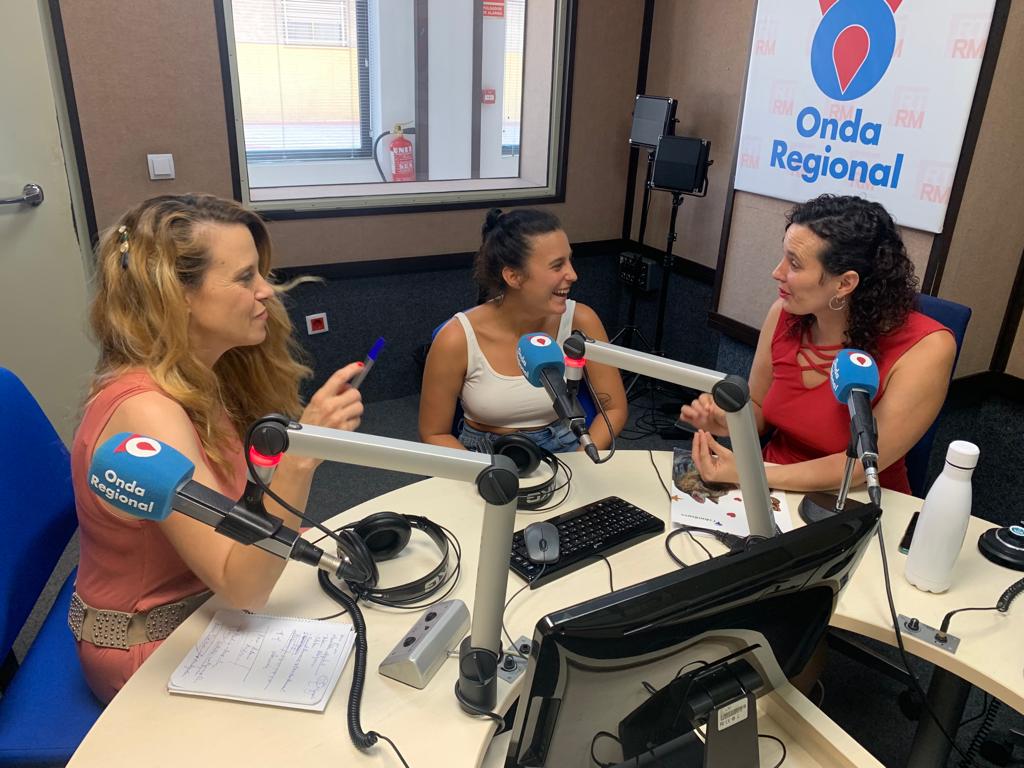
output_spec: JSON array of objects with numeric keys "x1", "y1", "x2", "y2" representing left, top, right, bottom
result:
[{"x1": 388, "y1": 124, "x2": 415, "y2": 182}]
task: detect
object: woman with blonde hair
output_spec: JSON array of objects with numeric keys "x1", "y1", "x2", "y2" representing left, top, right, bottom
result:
[{"x1": 70, "y1": 194, "x2": 364, "y2": 702}]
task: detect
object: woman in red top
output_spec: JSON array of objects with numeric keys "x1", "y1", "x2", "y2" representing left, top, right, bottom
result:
[
  {"x1": 681, "y1": 194, "x2": 955, "y2": 494},
  {"x1": 71, "y1": 194, "x2": 365, "y2": 701}
]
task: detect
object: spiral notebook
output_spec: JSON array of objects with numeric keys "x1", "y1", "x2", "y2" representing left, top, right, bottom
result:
[{"x1": 168, "y1": 610, "x2": 355, "y2": 711}]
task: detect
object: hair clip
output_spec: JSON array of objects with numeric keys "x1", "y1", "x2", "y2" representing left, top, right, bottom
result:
[{"x1": 117, "y1": 225, "x2": 130, "y2": 270}]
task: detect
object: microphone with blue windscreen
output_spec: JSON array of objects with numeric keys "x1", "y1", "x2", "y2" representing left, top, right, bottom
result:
[
  {"x1": 88, "y1": 433, "x2": 195, "y2": 520},
  {"x1": 517, "y1": 333, "x2": 599, "y2": 462},
  {"x1": 830, "y1": 349, "x2": 880, "y2": 401},
  {"x1": 830, "y1": 350, "x2": 882, "y2": 505},
  {"x1": 516, "y1": 333, "x2": 564, "y2": 386},
  {"x1": 87, "y1": 432, "x2": 340, "y2": 571}
]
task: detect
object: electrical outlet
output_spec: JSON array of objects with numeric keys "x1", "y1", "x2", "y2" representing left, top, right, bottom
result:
[{"x1": 305, "y1": 312, "x2": 328, "y2": 335}]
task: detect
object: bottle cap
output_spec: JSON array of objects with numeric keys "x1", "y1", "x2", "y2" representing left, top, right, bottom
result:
[{"x1": 945, "y1": 440, "x2": 979, "y2": 470}]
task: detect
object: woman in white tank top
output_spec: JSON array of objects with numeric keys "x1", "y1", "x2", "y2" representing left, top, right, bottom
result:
[{"x1": 419, "y1": 208, "x2": 628, "y2": 456}]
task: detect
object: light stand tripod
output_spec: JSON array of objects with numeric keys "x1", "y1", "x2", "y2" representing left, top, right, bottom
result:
[
  {"x1": 612, "y1": 94, "x2": 676, "y2": 359},
  {"x1": 612, "y1": 107, "x2": 712, "y2": 437},
  {"x1": 652, "y1": 190, "x2": 685, "y2": 356},
  {"x1": 610, "y1": 148, "x2": 657, "y2": 357}
]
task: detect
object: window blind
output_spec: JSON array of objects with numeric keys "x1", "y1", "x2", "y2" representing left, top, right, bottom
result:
[{"x1": 232, "y1": 0, "x2": 371, "y2": 160}]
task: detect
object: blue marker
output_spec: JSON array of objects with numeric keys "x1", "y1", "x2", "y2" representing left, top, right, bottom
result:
[{"x1": 351, "y1": 337, "x2": 385, "y2": 389}]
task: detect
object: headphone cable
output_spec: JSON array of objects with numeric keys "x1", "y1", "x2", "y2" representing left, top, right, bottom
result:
[
  {"x1": 314, "y1": 571, "x2": 411, "y2": 766},
  {"x1": 875, "y1": 527, "x2": 969, "y2": 762},
  {"x1": 315, "y1": 523, "x2": 464, "y2": 611},
  {"x1": 584, "y1": 368, "x2": 618, "y2": 464},
  {"x1": 501, "y1": 566, "x2": 545, "y2": 660},
  {"x1": 525, "y1": 458, "x2": 573, "y2": 513},
  {"x1": 243, "y1": 434, "x2": 350, "y2": 552},
  {"x1": 354, "y1": 523, "x2": 464, "y2": 610}
]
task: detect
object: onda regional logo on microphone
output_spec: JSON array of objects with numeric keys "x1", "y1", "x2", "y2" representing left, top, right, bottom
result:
[
  {"x1": 116, "y1": 434, "x2": 162, "y2": 458},
  {"x1": 770, "y1": 0, "x2": 904, "y2": 190},
  {"x1": 89, "y1": 433, "x2": 161, "y2": 515}
]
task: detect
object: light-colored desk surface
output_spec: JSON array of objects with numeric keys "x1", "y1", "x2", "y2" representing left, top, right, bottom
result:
[{"x1": 68, "y1": 451, "x2": 1022, "y2": 767}]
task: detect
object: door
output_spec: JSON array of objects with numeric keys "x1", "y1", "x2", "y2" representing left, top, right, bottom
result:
[{"x1": 0, "y1": 1, "x2": 95, "y2": 441}]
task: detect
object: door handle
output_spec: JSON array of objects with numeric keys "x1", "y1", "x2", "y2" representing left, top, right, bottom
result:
[{"x1": 0, "y1": 183, "x2": 44, "y2": 207}]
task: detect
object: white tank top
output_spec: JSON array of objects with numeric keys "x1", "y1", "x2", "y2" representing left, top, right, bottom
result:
[{"x1": 456, "y1": 300, "x2": 577, "y2": 429}]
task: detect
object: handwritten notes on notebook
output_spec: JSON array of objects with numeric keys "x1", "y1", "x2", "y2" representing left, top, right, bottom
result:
[{"x1": 168, "y1": 610, "x2": 355, "y2": 711}]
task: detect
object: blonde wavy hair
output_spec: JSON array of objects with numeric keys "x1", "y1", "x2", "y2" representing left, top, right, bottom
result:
[{"x1": 87, "y1": 194, "x2": 311, "y2": 476}]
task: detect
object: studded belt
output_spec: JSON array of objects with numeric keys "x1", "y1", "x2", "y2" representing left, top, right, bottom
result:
[{"x1": 68, "y1": 590, "x2": 211, "y2": 650}]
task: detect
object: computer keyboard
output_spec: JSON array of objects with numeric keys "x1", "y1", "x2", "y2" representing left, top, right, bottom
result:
[{"x1": 509, "y1": 496, "x2": 665, "y2": 588}]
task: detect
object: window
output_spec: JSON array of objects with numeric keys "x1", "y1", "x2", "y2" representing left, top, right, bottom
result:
[
  {"x1": 502, "y1": 0, "x2": 525, "y2": 157},
  {"x1": 230, "y1": 0, "x2": 370, "y2": 163},
  {"x1": 219, "y1": 0, "x2": 575, "y2": 214},
  {"x1": 279, "y1": 0, "x2": 353, "y2": 46}
]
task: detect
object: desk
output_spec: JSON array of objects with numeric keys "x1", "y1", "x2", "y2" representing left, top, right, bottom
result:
[{"x1": 68, "y1": 451, "x2": 1022, "y2": 768}]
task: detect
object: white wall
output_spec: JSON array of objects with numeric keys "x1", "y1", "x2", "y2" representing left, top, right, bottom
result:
[
  {"x1": 479, "y1": 10, "x2": 518, "y2": 178},
  {"x1": 427, "y1": 0, "x2": 473, "y2": 179}
]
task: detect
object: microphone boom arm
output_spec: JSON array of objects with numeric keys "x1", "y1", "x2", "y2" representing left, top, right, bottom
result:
[
  {"x1": 273, "y1": 423, "x2": 520, "y2": 713},
  {"x1": 564, "y1": 333, "x2": 776, "y2": 538}
]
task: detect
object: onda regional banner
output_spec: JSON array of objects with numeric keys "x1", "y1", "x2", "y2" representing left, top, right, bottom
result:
[{"x1": 733, "y1": 0, "x2": 995, "y2": 233}]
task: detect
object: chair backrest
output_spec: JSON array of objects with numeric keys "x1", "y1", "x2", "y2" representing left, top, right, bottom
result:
[
  {"x1": 903, "y1": 295, "x2": 971, "y2": 496},
  {"x1": 0, "y1": 369, "x2": 79, "y2": 659}
]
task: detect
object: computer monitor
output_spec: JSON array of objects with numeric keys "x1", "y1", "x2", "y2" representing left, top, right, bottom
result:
[{"x1": 504, "y1": 505, "x2": 880, "y2": 767}]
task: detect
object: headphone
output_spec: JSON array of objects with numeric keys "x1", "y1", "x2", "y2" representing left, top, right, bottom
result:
[
  {"x1": 327, "y1": 511, "x2": 455, "y2": 605},
  {"x1": 492, "y1": 434, "x2": 571, "y2": 511}
]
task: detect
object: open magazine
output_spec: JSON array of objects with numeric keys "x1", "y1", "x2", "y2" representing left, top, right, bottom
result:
[{"x1": 671, "y1": 447, "x2": 793, "y2": 538}]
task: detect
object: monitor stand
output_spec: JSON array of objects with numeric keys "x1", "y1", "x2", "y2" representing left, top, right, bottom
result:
[
  {"x1": 616, "y1": 655, "x2": 764, "y2": 767},
  {"x1": 699, "y1": 688, "x2": 760, "y2": 766}
]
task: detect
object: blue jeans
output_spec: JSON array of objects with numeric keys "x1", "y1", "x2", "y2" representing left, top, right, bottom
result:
[{"x1": 458, "y1": 421, "x2": 580, "y2": 455}]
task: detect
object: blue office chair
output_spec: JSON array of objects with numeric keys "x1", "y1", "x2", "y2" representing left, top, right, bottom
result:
[
  {"x1": 0, "y1": 368, "x2": 104, "y2": 765},
  {"x1": 903, "y1": 294, "x2": 971, "y2": 497},
  {"x1": 428, "y1": 316, "x2": 597, "y2": 439}
]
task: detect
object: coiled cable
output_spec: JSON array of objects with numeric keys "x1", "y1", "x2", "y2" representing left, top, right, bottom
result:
[
  {"x1": 315, "y1": 571, "x2": 410, "y2": 766},
  {"x1": 958, "y1": 697, "x2": 1002, "y2": 768}
]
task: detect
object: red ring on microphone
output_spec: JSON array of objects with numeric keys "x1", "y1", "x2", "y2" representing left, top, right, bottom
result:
[
  {"x1": 564, "y1": 356, "x2": 586, "y2": 368},
  {"x1": 249, "y1": 446, "x2": 282, "y2": 467}
]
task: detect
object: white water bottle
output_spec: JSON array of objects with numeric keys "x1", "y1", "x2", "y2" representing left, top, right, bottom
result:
[{"x1": 904, "y1": 440, "x2": 980, "y2": 593}]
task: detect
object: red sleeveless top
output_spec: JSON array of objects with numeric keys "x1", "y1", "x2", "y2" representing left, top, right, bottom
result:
[
  {"x1": 71, "y1": 370, "x2": 247, "y2": 702},
  {"x1": 761, "y1": 310, "x2": 950, "y2": 494}
]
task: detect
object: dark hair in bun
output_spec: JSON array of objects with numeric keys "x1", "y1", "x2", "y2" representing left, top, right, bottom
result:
[{"x1": 473, "y1": 207, "x2": 562, "y2": 300}]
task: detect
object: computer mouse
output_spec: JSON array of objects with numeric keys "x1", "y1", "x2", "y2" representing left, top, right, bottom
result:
[{"x1": 524, "y1": 522, "x2": 560, "y2": 564}]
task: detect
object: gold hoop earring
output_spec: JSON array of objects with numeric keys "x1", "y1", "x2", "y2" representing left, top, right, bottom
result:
[{"x1": 829, "y1": 294, "x2": 847, "y2": 311}]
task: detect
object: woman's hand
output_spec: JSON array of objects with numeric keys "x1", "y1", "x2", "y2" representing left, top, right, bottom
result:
[
  {"x1": 691, "y1": 430, "x2": 739, "y2": 485},
  {"x1": 680, "y1": 394, "x2": 729, "y2": 436},
  {"x1": 300, "y1": 362, "x2": 365, "y2": 432},
  {"x1": 279, "y1": 362, "x2": 364, "y2": 474}
]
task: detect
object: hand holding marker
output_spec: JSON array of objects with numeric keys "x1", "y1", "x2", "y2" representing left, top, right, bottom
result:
[{"x1": 351, "y1": 337, "x2": 386, "y2": 389}]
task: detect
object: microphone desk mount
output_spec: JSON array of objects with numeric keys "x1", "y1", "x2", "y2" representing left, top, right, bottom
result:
[
  {"x1": 250, "y1": 420, "x2": 520, "y2": 716},
  {"x1": 798, "y1": 421, "x2": 878, "y2": 524}
]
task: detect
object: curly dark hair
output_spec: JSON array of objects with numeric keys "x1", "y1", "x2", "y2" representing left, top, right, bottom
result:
[
  {"x1": 472, "y1": 207, "x2": 562, "y2": 301},
  {"x1": 785, "y1": 194, "x2": 918, "y2": 356}
]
